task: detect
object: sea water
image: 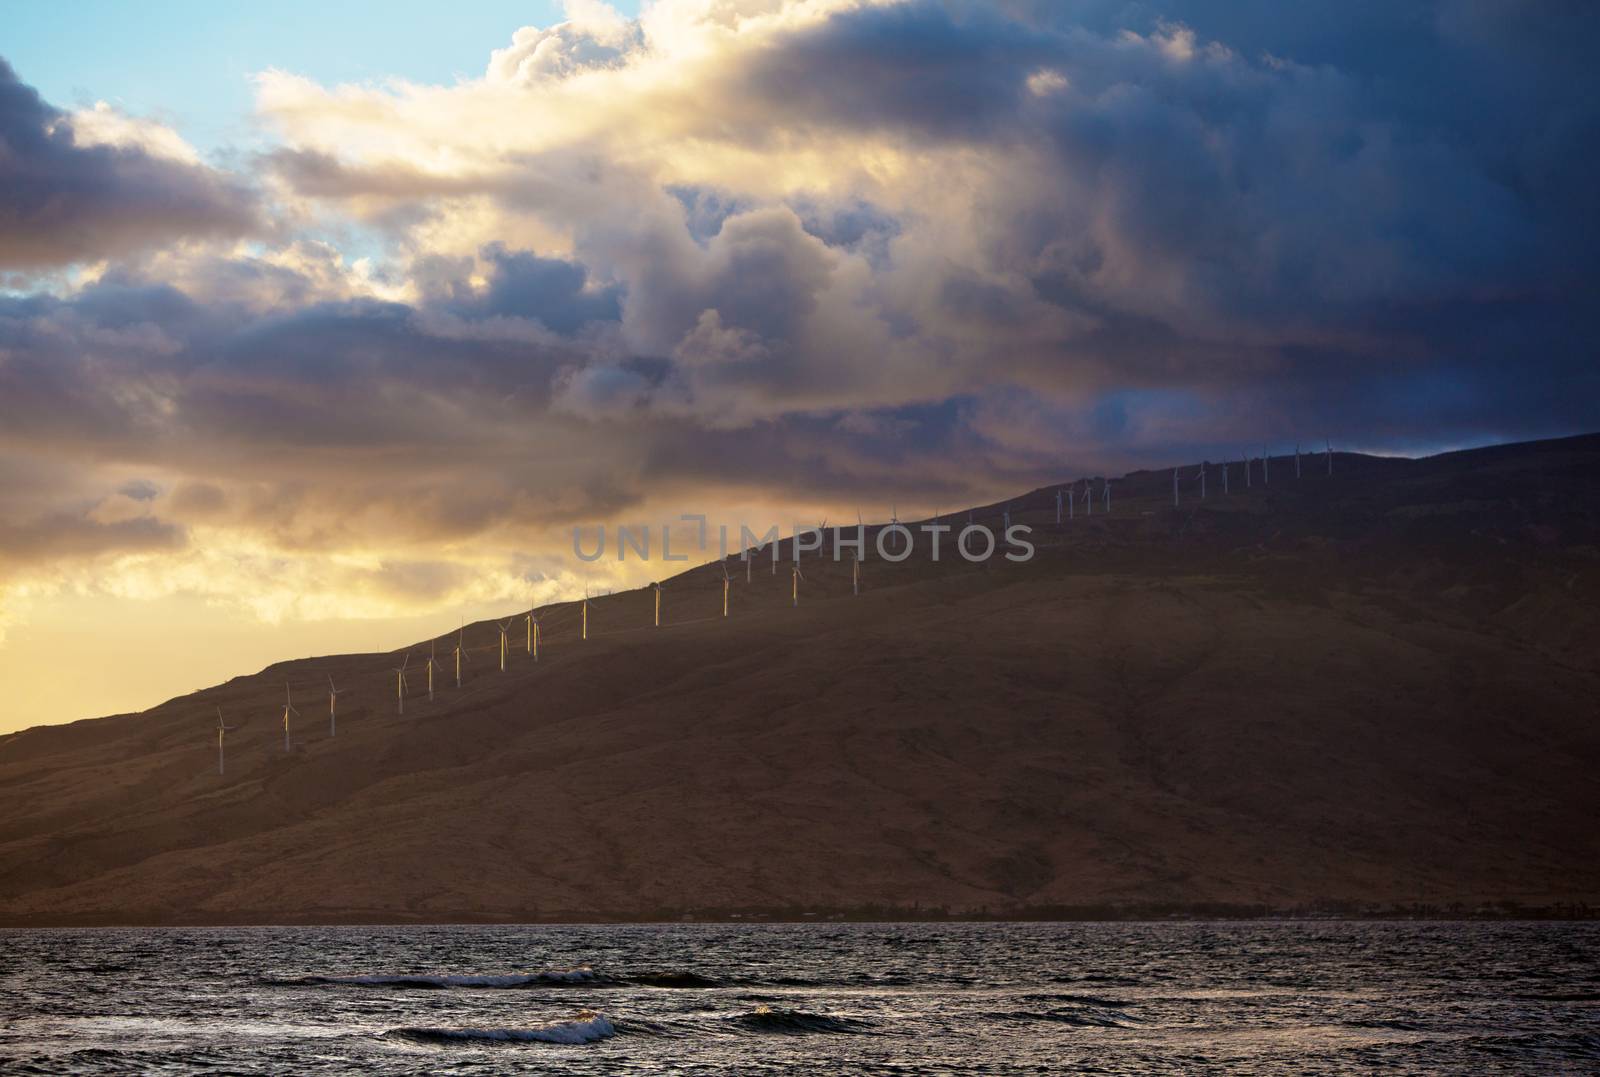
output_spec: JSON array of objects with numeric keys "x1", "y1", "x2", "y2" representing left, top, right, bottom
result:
[{"x1": 1, "y1": 921, "x2": 1596, "y2": 1073}]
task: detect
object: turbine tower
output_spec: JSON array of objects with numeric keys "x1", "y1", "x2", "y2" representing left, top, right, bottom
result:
[
  {"x1": 215, "y1": 708, "x2": 237, "y2": 776},
  {"x1": 851, "y1": 549, "x2": 861, "y2": 596},
  {"x1": 652, "y1": 581, "x2": 662, "y2": 628},
  {"x1": 392, "y1": 654, "x2": 409, "y2": 715},
  {"x1": 326, "y1": 676, "x2": 342, "y2": 736},
  {"x1": 281, "y1": 682, "x2": 299, "y2": 752},
  {"x1": 1055, "y1": 488, "x2": 1063, "y2": 524},
  {"x1": 1068, "y1": 485, "x2": 1075, "y2": 520},
  {"x1": 1199, "y1": 462, "x2": 1207, "y2": 500},
  {"x1": 791, "y1": 563, "x2": 804, "y2": 607},
  {"x1": 497, "y1": 619, "x2": 513, "y2": 671},
  {"x1": 1173, "y1": 467, "x2": 1180, "y2": 508},
  {"x1": 1084, "y1": 480, "x2": 1092, "y2": 516},
  {"x1": 581, "y1": 587, "x2": 590, "y2": 640},
  {"x1": 1245, "y1": 453, "x2": 1252, "y2": 488},
  {"x1": 426, "y1": 643, "x2": 440, "y2": 702},
  {"x1": 720, "y1": 562, "x2": 731, "y2": 617},
  {"x1": 525, "y1": 609, "x2": 540, "y2": 661},
  {"x1": 1103, "y1": 479, "x2": 1110, "y2": 513},
  {"x1": 1263, "y1": 446, "x2": 1270, "y2": 484},
  {"x1": 453, "y1": 622, "x2": 469, "y2": 687}
]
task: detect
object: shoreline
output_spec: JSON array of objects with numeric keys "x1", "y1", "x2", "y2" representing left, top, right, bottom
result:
[{"x1": 4, "y1": 904, "x2": 1596, "y2": 929}]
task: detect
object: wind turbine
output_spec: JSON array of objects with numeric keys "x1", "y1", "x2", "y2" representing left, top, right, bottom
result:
[
  {"x1": 215, "y1": 708, "x2": 237, "y2": 776},
  {"x1": 1223, "y1": 460, "x2": 1230, "y2": 495},
  {"x1": 392, "y1": 654, "x2": 409, "y2": 715},
  {"x1": 1199, "y1": 462, "x2": 1207, "y2": 500},
  {"x1": 1055, "y1": 488, "x2": 1063, "y2": 524},
  {"x1": 1103, "y1": 479, "x2": 1110, "y2": 513},
  {"x1": 326, "y1": 676, "x2": 342, "y2": 736},
  {"x1": 720, "y1": 562, "x2": 731, "y2": 617},
  {"x1": 1068, "y1": 485, "x2": 1075, "y2": 520},
  {"x1": 652, "y1": 581, "x2": 662, "y2": 627},
  {"x1": 1172, "y1": 467, "x2": 1180, "y2": 508},
  {"x1": 791, "y1": 563, "x2": 804, "y2": 607},
  {"x1": 525, "y1": 609, "x2": 540, "y2": 660},
  {"x1": 581, "y1": 587, "x2": 590, "y2": 640},
  {"x1": 497, "y1": 619, "x2": 512, "y2": 671},
  {"x1": 426, "y1": 643, "x2": 441, "y2": 702},
  {"x1": 851, "y1": 549, "x2": 861, "y2": 596},
  {"x1": 1084, "y1": 480, "x2": 1092, "y2": 516},
  {"x1": 1245, "y1": 453, "x2": 1252, "y2": 488},
  {"x1": 281, "y1": 682, "x2": 299, "y2": 752},
  {"x1": 453, "y1": 622, "x2": 469, "y2": 687}
]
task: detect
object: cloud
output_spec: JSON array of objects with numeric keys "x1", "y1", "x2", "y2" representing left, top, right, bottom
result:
[
  {"x1": 0, "y1": 59, "x2": 258, "y2": 271},
  {"x1": 1, "y1": 2, "x2": 1597, "y2": 642}
]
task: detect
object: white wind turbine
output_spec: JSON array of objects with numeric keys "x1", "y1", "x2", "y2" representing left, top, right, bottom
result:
[
  {"x1": 1263, "y1": 446, "x2": 1271, "y2": 484},
  {"x1": 851, "y1": 548, "x2": 862, "y2": 596},
  {"x1": 525, "y1": 608, "x2": 540, "y2": 660},
  {"x1": 1223, "y1": 459, "x2": 1230, "y2": 494},
  {"x1": 1103, "y1": 479, "x2": 1110, "y2": 513},
  {"x1": 281, "y1": 682, "x2": 299, "y2": 752},
  {"x1": 581, "y1": 587, "x2": 591, "y2": 640},
  {"x1": 453, "y1": 622, "x2": 469, "y2": 687},
  {"x1": 1055, "y1": 487, "x2": 1063, "y2": 524},
  {"x1": 1084, "y1": 480, "x2": 1092, "y2": 516},
  {"x1": 497, "y1": 619, "x2": 513, "y2": 671},
  {"x1": 652, "y1": 581, "x2": 662, "y2": 627},
  {"x1": 426, "y1": 642, "x2": 441, "y2": 702},
  {"x1": 327, "y1": 676, "x2": 342, "y2": 736},
  {"x1": 392, "y1": 654, "x2": 409, "y2": 715},
  {"x1": 1068, "y1": 484, "x2": 1075, "y2": 520},
  {"x1": 720, "y1": 562, "x2": 731, "y2": 617},
  {"x1": 1199, "y1": 461, "x2": 1207, "y2": 500},
  {"x1": 791, "y1": 563, "x2": 804, "y2": 607},
  {"x1": 215, "y1": 708, "x2": 238, "y2": 776}
]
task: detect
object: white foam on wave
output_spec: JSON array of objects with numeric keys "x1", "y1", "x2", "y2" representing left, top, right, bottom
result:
[
  {"x1": 331, "y1": 966, "x2": 597, "y2": 987},
  {"x1": 403, "y1": 1010, "x2": 617, "y2": 1045}
]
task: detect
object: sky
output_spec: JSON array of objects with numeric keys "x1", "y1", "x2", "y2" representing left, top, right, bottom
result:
[{"x1": 1, "y1": 0, "x2": 1596, "y2": 732}]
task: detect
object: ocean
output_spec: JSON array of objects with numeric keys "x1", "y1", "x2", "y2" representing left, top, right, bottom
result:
[{"x1": 1, "y1": 921, "x2": 1595, "y2": 1073}]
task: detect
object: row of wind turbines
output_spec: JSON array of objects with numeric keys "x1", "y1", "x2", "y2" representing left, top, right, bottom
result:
[
  {"x1": 212, "y1": 443, "x2": 1337, "y2": 775},
  {"x1": 1171, "y1": 440, "x2": 1333, "y2": 507}
]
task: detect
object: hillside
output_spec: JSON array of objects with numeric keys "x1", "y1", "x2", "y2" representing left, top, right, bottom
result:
[{"x1": 1, "y1": 435, "x2": 1598, "y2": 924}]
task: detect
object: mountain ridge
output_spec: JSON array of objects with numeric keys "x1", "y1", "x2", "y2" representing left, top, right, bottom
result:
[{"x1": 1, "y1": 433, "x2": 1597, "y2": 925}]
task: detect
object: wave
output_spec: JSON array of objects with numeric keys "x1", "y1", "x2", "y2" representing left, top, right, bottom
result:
[
  {"x1": 388, "y1": 1010, "x2": 616, "y2": 1045},
  {"x1": 272, "y1": 966, "x2": 598, "y2": 989},
  {"x1": 992, "y1": 1008, "x2": 1129, "y2": 1027},
  {"x1": 629, "y1": 971, "x2": 722, "y2": 989},
  {"x1": 1016, "y1": 992, "x2": 1132, "y2": 1008},
  {"x1": 729, "y1": 1005, "x2": 873, "y2": 1035}
]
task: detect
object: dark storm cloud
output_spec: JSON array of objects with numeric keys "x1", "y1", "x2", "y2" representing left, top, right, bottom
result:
[
  {"x1": 0, "y1": 59, "x2": 257, "y2": 271},
  {"x1": 1, "y1": 2, "x2": 1597, "y2": 579}
]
